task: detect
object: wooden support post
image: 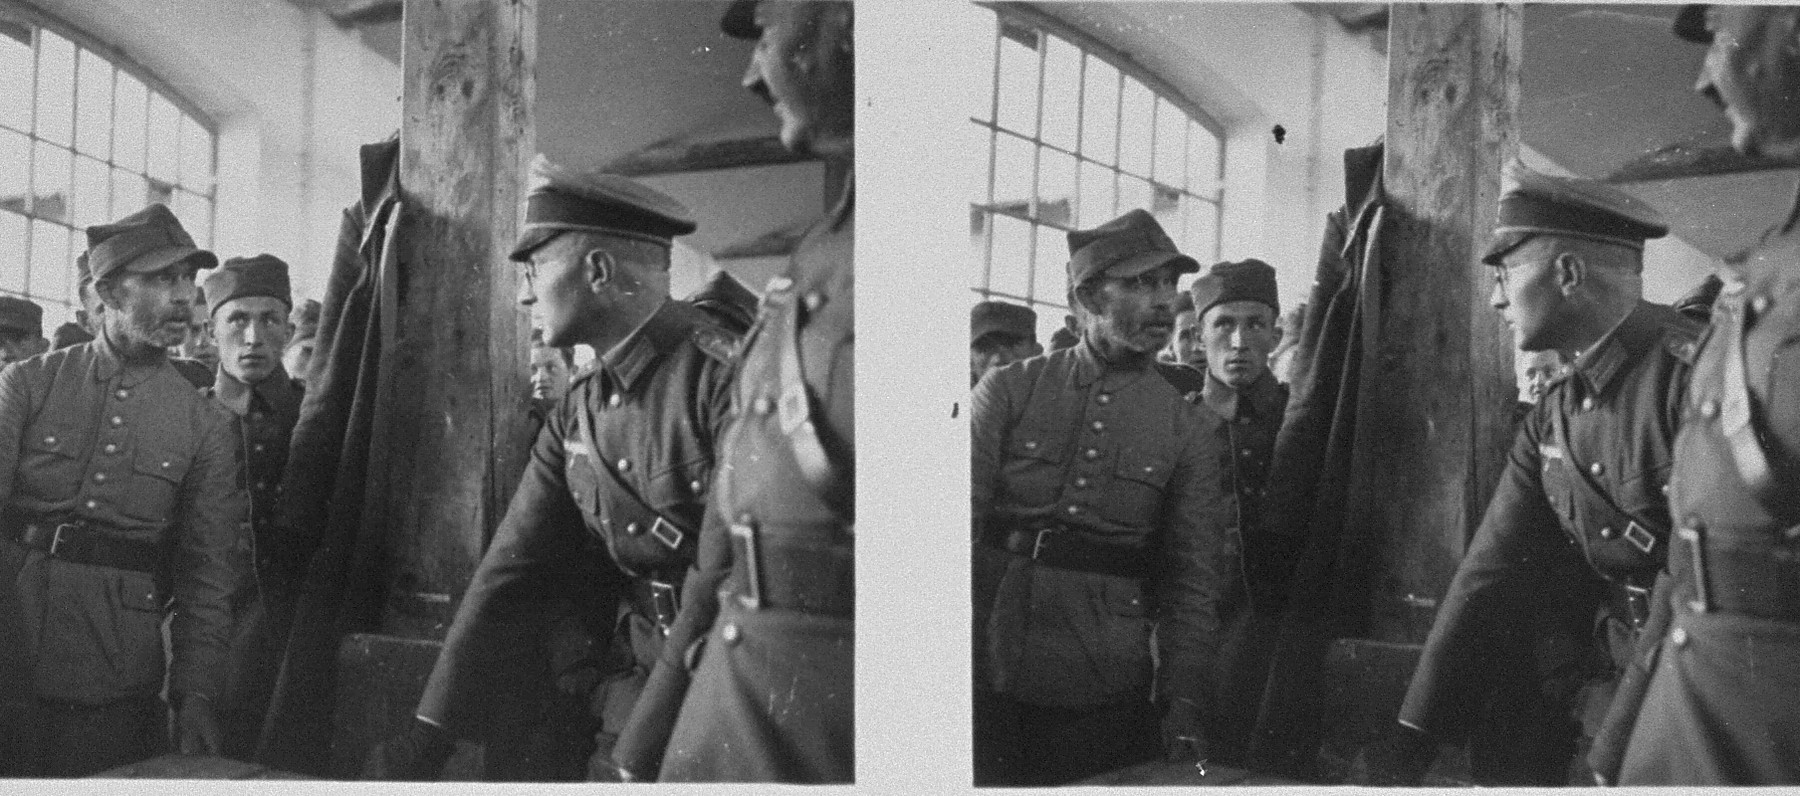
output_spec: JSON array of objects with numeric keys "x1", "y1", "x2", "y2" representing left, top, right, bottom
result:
[
  {"x1": 376, "y1": 0, "x2": 536, "y2": 637},
  {"x1": 1356, "y1": 3, "x2": 1520, "y2": 643}
]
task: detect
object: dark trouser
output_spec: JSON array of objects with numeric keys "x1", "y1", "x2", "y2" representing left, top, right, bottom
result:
[
  {"x1": 979, "y1": 693, "x2": 1159, "y2": 786},
  {"x1": 0, "y1": 694, "x2": 167, "y2": 777}
]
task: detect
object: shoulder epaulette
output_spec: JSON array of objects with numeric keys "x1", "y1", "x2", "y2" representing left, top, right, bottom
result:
[
  {"x1": 1660, "y1": 310, "x2": 1704, "y2": 365},
  {"x1": 691, "y1": 321, "x2": 742, "y2": 365}
]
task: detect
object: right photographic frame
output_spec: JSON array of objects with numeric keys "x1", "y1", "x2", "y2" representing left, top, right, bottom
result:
[{"x1": 965, "y1": 2, "x2": 1800, "y2": 787}]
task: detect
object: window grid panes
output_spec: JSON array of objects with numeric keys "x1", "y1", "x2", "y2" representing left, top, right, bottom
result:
[
  {"x1": 0, "y1": 12, "x2": 216, "y2": 324},
  {"x1": 970, "y1": 5, "x2": 1225, "y2": 346}
]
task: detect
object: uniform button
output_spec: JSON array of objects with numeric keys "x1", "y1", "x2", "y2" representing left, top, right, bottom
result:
[
  {"x1": 253, "y1": 443, "x2": 265, "y2": 453},
  {"x1": 617, "y1": 458, "x2": 632, "y2": 472},
  {"x1": 803, "y1": 291, "x2": 825, "y2": 311},
  {"x1": 93, "y1": 472, "x2": 107, "y2": 483},
  {"x1": 1700, "y1": 400, "x2": 1720, "y2": 419},
  {"x1": 690, "y1": 480, "x2": 703, "y2": 492},
  {"x1": 1581, "y1": 397, "x2": 1595, "y2": 412},
  {"x1": 1600, "y1": 526, "x2": 1616, "y2": 539},
  {"x1": 722, "y1": 622, "x2": 742, "y2": 644},
  {"x1": 752, "y1": 396, "x2": 773, "y2": 415},
  {"x1": 1589, "y1": 462, "x2": 1604, "y2": 477},
  {"x1": 767, "y1": 276, "x2": 794, "y2": 293},
  {"x1": 608, "y1": 393, "x2": 622, "y2": 408},
  {"x1": 1065, "y1": 504, "x2": 1081, "y2": 515},
  {"x1": 115, "y1": 389, "x2": 129, "y2": 400},
  {"x1": 42, "y1": 435, "x2": 56, "y2": 446},
  {"x1": 1670, "y1": 627, "x2": 1689, "y2": 648},
  {"x1": 1023, "y1": 440, "x2": 1039, "y2": 451},
  {"x1": 161, "y1": 461, "x2": 172, "y2": 470},
  {"x1": 103, "y1": 443, "x2": 117, "y2": 454},
  {"x1": 1090, "y1": 420, "x2": 1105, "y2": 432},
  {"x1": 1661, "y1": 482, "x2": 1671, "y2": 496},
  {"x1": 1097, "y1": 393, "x2": 1113, "y2": 406},
  {"x1": 110, "y1": 415, "x2": 123, "y2": 426},
  {"x1": 255, "y1": 481, "x2": 268, "y2": 491},
  {"x1": 626, "y1": 522, "x2": 642, "y2": 535},
  {"x1": 1752, "y1": 295, "x2": 1772, "y2": 314},
  {"x1": 1073, "y1": 477, "x2": 1090, "y2": 488},
  {"x1": 1083, "y1": 448, "x2": 1099, "y2": 460},
  {"x1": 84, "y1": 499, "x2": 97, "y2": 510},
  {"x1": 1241, "y1": 448, "x2": 1253, "y2": 458}
]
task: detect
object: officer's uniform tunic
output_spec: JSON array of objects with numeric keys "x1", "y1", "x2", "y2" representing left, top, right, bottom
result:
[
  {"x1": 0, "y1": 334, "x2": 246, "y2": 775},
  {"x1": 415, "y1": 298, "x2": 736, "y2": 775},
  {"x1": 1398, "y1": 301, "x2": 1697, "y2": 783},
  {"x1": 972, "y1": 339, "x2": 1235, "y2": 785},
  {"x1": 1196, "y1": 369, "x2": 1288, "y2": 763},
  {"x1": 645, "y1": 187, "x2": 853, "y2": 783},
  {"x1": 1618, "y1": 223, "x2": 1800, "y2": 784},
  {"x1": 207, "y1": 366, "x2": 303, "y2": 761}
]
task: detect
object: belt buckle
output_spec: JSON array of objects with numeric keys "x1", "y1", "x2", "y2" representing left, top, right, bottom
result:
[
  {"x1": 1031, "y1": 528, "x2": 1052, "y2": 560},
  {"x1": 1624, "y1": 521, "x2": 1657, "y2": 555},
  {"x1": 1623, "y1": 582, "x2": 1652, "y2": 628},
  {"x1": 48, "y1": 523, "x2": 79, "y2": 557},
  {"x1": 649, "y1": 579, "x2": 680, "y2": 634},
  {"x1": 730, "y1": 521, "x2": 762, "y2": 610},
  {"x1": 649, "y1": 516, "x2": 684, "y2": 551}
]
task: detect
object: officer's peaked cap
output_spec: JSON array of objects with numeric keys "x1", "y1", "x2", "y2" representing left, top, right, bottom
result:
[
  {"x1": 510, "y1": 154, "x2": 698, "y2": 262},
  {"x1": 1482, "y1": 163, "x2": 1668, "y2": 266}
]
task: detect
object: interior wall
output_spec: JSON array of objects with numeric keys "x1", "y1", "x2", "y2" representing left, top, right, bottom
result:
[{"x1": 22, "y1": 0, "x2": 401, "y2": 311}]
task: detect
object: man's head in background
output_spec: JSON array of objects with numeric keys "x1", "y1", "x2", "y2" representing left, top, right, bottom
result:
[
  {"x1": 0, "y1": 296, "x2": 48, "y2": 367},
  {"x1": 971, "y1": 300, "x2": 1042, "y2": 386}
]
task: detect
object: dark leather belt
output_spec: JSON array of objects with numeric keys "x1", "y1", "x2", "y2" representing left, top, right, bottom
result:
[
  {"x1": 4, "y1": 515, "x2": 162, "y2": 574},
  {"x1": 629, "y1": 575, "x2": 683, "y2": 634},
  {"x1": 1679, "y1": 529, "x2": 1800, "y2": 621},
  {"x1": 1606, "y1": 579, "x2": 1654, "y2": 630},
  {"x1": 985, "y1": 523, "x2": 1153, "y2": 580},
  {"x1": 728, "y1": 521, "x2": 853, "y2": 617}
]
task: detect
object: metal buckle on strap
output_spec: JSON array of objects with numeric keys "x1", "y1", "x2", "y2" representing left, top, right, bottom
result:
[
  {"x1": 1623, "y1": 582, "x2": 1652, "y2": 628},
  {"x1": 730, "y1": 520, "x2": 762, "y2": 610},
  {"x1": 649, "y1": 579, "x2": 680, "y2": 634},
  {"x1": 1624, "y1": 520, "x2": 1656, "y2": 555},
  {"x1": 47, "y1": 523, "x2": 80, "y2": 557},
  {"x1": 649, "y1": 516, "x2": 684, "y2": 551},
  {"x1": 1031, "y1": 528, "x2": 1053, "y2": 560},
  {"x1": 1679, "y1": 526, "x2": 1709, "y2": 613}
]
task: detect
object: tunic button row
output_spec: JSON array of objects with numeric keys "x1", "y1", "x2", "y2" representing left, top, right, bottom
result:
[
  {"x1": 84, "y1": 499, "x2": 97, "y2": 510},
  {"x1": 93, "y1": 472, "x2": 107, "y2": 483},
  {"x1": 803, "y1": 291, "x2": 825, "y2": 311},
  {"x1": 752, "y1": 396, "x2": 773, "y2": 415},
  {"x1": 608, "y1": 393, "x2": 622, "y2": 408},
  {"x1": 618, "y1": 458, "x2": 632, "y2": 472},
  {"x1": 1752, "y1": 295, "x2": 1772, "y2": 314},
  {"x1": 1090, "y1": 420, "x2": 1105, "y2": 433},
  {"x1": 1073, "y1": 476, "x2": 1090, "y2": 488},
  {"x1": 1581, "y1": 397, "x2": 1595, "y2": 412},
  {"x1": 1023, "y1": 440, "x2": 1039, "y2": 451},
  {"x1": 722, "y1": 622, "x2": 742, "y2": 644},
  {"x1": 115, "y1": 389, "x2": 129, "y2": 400},
  {"x1": 1065, "y1": 504, "x2": 1081, "y2": 516},
  {"x1": 1670, "y1": 627, "x2": 1689, "y2": 648},
  {"x1": 1700, "y1": 400, "x2": 1720, "y2": 419},
  {"x1": 1083, "y1": 448, "x2": 1100, "y2": 460},
  {"x1": 253, "y1": 443, "x2": 266, "y2": 454},
  {"x1": 1599, "y1": 526, "x2": 1616, "y2": 539},
  {"x1": 1097, "y1": 393, "x2": 1113, "y2": 406},
  {"x1": 626, "y1": 522, "x2": 641, "y2": 535},
  {"x1": 103, "y1": 443, "x2": 117, "y2": 454},
  {"x1": 42, "y1": 435, "x2": 57, "y2": 446},
  {"x1": 690, "y1": 480, "x2": 704, "y2": 493},
  {"x1": 1589, "y1": 462, "x2": 1604, "y2": 477},
  {"x1": 110, "y1": 415, "x2": 123, "y2": 427}
]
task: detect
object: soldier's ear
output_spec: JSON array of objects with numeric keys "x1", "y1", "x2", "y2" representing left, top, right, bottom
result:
[
  {"x1": 584, "y1": 248, "x2": 616, "y2": 287},
  {"x1": 1554, "y1": 251, "x2": 1585, "y2": 294}
]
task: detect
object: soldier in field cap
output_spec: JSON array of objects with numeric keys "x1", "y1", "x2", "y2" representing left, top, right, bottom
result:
[
  {"x1": 0, "y1": 203, "x2": 246, "y2": 775},
  {"x1": 1592, "y1": 5, "x2": 1800, "y2": 784},
  {"x1": 368, "y1": 156, "x2": 741, "y2": 782},
  {"x1": 0, "y1": 296, "x2": 48, "y2": 368},
  {"x1": 970, "y1": 300, "x2": 1041, "y2": 387},
  {"x1": 1353, "y1": 165, "x2": 1700, "y2": 785},
  {"x1": 200, "y1": 253, "x2": 305, "y2": 762},
  {"x1": 1185, "y1": 257, "x2": 1292, "y2": 766},
  {"x1": 971, "y1": 207, "x2": 1235, "y2": 784}
]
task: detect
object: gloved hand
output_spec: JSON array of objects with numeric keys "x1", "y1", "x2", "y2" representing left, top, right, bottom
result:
[
  {"x1": 172, "y1": 693, "x2": 222, "y2": 756},
  {"x1": 1160, "y1": 697, "x2": 1208, "y2": 764},
  {"x1": 363, "y1": 718, "x2": 455, "y2": 780},
  {"x1": 1345, "y1": 723, "x2": 1436, "y2": 786}
]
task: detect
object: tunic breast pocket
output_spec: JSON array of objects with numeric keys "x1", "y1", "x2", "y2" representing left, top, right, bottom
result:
[
  {"x1": 20, "y1": 424, "x2": 82, "y2": 502},
  {"x1": 1000, "y1": 429, "x2": 1065, "y2": 506},
  {"x1": 1099, "y1": 449, "x2": 1173, "y2": 525},
  {"x1": 122, "y1": 447, "x2": 192, "y2": 525}
]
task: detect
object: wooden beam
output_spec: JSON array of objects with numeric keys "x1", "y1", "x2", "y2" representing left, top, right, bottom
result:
[
  {"x1": 375, "y1": 0, "x2": 535, "y2": 637},
  {"x1": 1354, "y1": 3, "x2": 1521, "y2": 643},
  {"x1": 602, "y1": 134, "x2": 815, "y2": 177}
]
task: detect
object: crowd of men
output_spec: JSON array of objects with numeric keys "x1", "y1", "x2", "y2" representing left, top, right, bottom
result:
[
  {"x1": 0, "y1": 0, "x2": 851, "y2": 783},
  {"x1": 970, "y1": 4, "x2": 1800, "y2": 786}
]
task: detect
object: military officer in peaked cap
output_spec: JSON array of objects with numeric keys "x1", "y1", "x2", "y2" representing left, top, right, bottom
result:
[
  {"x1": 1353, "y1": 166, "x2": 1701, "y2": 785},
  {"x1": 972, "y1": 208, "x2": 1236, "y2": 785},
  {"x1": 199, "y1": 254, "x2": 305, "y2": 762},
  {"x1": 1592, "y1": 6, "x2": 1800, "y2": 784},
  {"x1": 612, "y1": 0, "x2": 854, "y2": 783},
  {"x1": 366, "y1": 157, "x2": 741, "y2": 781},
  {"x1": 0, "y1": 296, "x2": 49, "y2": 368},
  {"x1": 971, "y1": 300, "x2": 1042, "y2": 387},
  {"x1": 0, "y1": 203, "x2": 247, "y2": 775},
  {"x1": 1185, "y1": 258, "x2": 1291, "y2": 766}
]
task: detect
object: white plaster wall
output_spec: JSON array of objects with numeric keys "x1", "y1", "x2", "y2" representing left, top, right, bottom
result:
[
  {"x1": 21, "y1": 0, "x2": 400, "y2": 307},
  {"x1": 1036, "y1": 3, "x2": 1388, "y2": 311}
]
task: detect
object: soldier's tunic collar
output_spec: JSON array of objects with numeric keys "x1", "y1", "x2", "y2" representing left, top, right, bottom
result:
[
  {"x1": 596, "y1": 297, "x2": 706, "y2": 395},
  {"x1": 211, "y1": 366, "x2": 299, "y2": 417},
  {"x1": 1569, "y1": 300, "x2": 1663, "y2": 400},
  {"x1": 1201, "y1": 369, "x2": 1282, "y2": 421},
  {"x1": 1069, "y1": 335, "x2": 1154, "y2": 389},
  {"x1": 90, "y1": 328, "x2": 168, "y2": 388}
]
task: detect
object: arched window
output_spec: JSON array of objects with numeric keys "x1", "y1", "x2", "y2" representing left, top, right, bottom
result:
[
  {"x1": 0, "y1": 3, "x2": 216, "y2": 326},
  {"x1": 970, "y1": 3, "x2": 1225, "y2": 345}
]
